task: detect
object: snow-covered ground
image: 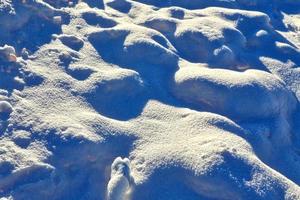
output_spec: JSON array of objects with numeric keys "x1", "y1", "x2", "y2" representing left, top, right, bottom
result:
[{"x1": 1, "y1": 0, "x2": 300, "y2": 199}]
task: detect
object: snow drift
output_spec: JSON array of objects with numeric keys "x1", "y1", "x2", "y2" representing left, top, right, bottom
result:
[{"x1": 0, "y1": 0, "x2": 300, "y2": 199}]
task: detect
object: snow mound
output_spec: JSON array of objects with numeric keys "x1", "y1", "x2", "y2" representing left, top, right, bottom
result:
[
  {"x1": 171, "y1": 64, "x2": 297, "y2": 120},
  {"x1": 131, "y1": 0, "x2": 300, "y2": 9},
  {"x1": 88, "y1": 24, "x2": 178, "y2": 67},
  {"x1": 128, "y1": 101, "x2": 300, "y2": 200},
  {"x1": 0, "y1": 0, "x2": 300, "y2": 199}
]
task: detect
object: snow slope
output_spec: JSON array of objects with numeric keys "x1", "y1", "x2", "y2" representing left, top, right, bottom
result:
[{"x1": 0, "y1": 0, "x2": 300, "y2": 199}]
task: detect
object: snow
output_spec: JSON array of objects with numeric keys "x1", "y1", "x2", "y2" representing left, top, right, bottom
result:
[
  {"x1": 0, "y1": 0, "x2": 300, "y2": 199},
  {"x1": 0, "y1": 101, "x2": 13, "y2": 115},
  {"x1": 171, "y1": 63, "x2": 297, "y2": 120},
  {"x1": 56, "y1": 34, "x2": 84, "y2": 51},
  {"x1": 106, "y1": 157, "x2": 132, "y2": 200}
]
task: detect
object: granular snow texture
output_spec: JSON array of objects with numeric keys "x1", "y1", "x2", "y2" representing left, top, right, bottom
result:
[{"x1": 0, "y1": 0, "x2": 300, "y2": 199}]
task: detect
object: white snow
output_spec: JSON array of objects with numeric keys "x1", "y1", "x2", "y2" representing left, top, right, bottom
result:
[
  {"x1": 171, "y1": 62, "x2": 297, "y2": 120},
  {"x1": 106, "y1": 157, "x2": 132, "y2": 200},
  {"x1": 0, "y1": 101, "x2": 13, "y2": 114},
  {"x1": 0, "y1": 0, "x2": 300, "y2": 199}
]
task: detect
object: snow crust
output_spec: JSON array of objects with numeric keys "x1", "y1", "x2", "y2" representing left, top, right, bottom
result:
[{"x1": 0, "y1": 0, "x2": 300, "y2": 199}]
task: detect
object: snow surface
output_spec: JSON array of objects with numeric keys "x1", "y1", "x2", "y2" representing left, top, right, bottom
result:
[{"x1": 0, "y1": 0, "x2": 300, "y2": 199}]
